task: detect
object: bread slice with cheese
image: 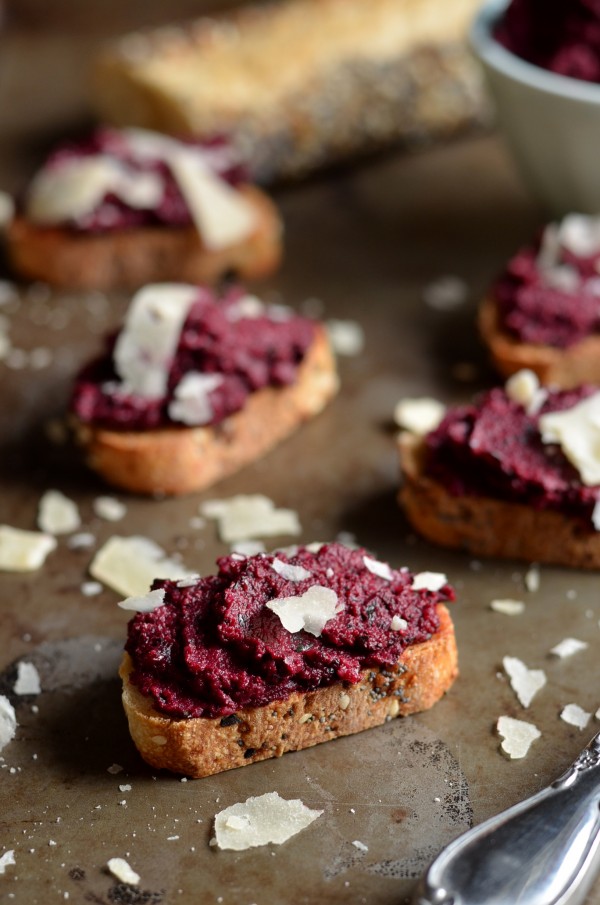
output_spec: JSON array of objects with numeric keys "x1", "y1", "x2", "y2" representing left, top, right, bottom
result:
[
  {"x1": 93, "y1": 0, "x2": 485, "y2": 182},
  {"x1": 120, "y1": 545, "x2": 458, "y2": 778}
]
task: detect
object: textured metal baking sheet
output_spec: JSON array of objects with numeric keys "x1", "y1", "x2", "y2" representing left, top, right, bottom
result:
[{"x1": 1, "y1": 7, "x2": 600, "y2": 905}]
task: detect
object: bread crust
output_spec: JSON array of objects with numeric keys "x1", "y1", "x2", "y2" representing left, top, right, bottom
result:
[
  {"x1": 6, "y1": 185, "x2": 282, "y2": 290},
  {"x1": 399, "y1": 432, "x2": 600, "y2": 568},
  {"x1": 479, "y1": 296, "x2": 600, "y2": 389},
  {"x1": 73, "y1": 325, "x2": 339, "y2": 496},
  {"x1": 119, "y1": 603, "x2": 457, "y2": 778}
]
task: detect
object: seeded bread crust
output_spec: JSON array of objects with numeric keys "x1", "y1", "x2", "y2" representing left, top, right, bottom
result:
[
  {"x1": 6, "y1": 185, "x2": 282, "y2": 290},
  {"x1": 479, "y1": 296, "x2": 600, "y2": 389},
  {"x1": 73, "y1": 325, "x2": 339, "y2": 496},
  {"x1": 399, "y1": 431, "x2": 600, "y2": 569},
  {"x1": 119, "y1": 603, "x2": 457, "y2": 778}
]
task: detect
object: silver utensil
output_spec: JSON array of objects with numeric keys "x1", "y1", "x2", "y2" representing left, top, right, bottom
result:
[{"x1": 414, "y1": 731, "x2": 600, "y2": 905}]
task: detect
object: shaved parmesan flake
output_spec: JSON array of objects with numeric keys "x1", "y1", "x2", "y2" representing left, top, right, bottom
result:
[
  {"x1": 272, "y1": 559, "x2": 312, "y2": 582},
  {"x1": 38, "y1": 490, "x2": 80, "y2": 535},
  {"x1": 524, "y1": 565, "x2": 540, "y2": 593},
  {"x1": 390, "y1": 615, "x2": 408, "y2": 631},
  {"x1": 114, "y1": 283, "x2": 198, "y2": 399},
  {"x1": 68, "y1": 532, "x2": 95, "y2": 551},
  {"x1": 394, "y1": 397, "x2": 446, "y2": 436},
  {"x1": 490, "y1": 599, "x2": 525, "y2": 616},
  {"x1": 107, "y1": 857, "x2": 140, "y2": 886},
  {"x1": 561, "y1": 703, "x2": 591, "y2": 730},
  {"x1": 352, "y1": 840, "x2": 369, "y2": 852},
  {"x1": 363, "y1": 556, "x2": 393, "y2": 581},
  {"x1": 81, "y1": 581, "x2": 103, "y2": 597},
  {"x1": 93, "y1": 496, "x2": 127, "y2": 522},
  {"x1": 168, "y1": 371, "x2": 223, "y2": 425},
  {"x1": 505, "y1": 370, "x2": 546, "y2": 414},
  {"x1": 592, "y1": 501, "x2": 600, "y2": 531},
  {"x1": 539, "y1": 392, "x2": 600, "y2": 486},
  {"x1": 497, "y1": 715, "x2": 541, "y2": 759},
  {"x1": 201, "y1": 495, "x2": 301, "y2": 543},
  {"x1": 550, "y1": 638, "x2": 588, "y2": 659},
  {"x1": 0, "y1": 850, "x2": 15, "y2": 875},
  {"x1": 118, "y1": 588, "x2": 166, "y2": 612},
  {"x1": 267, "y1": 586, "x2": 341, "y2": 636},
  {"x1": 14, "y1": 662, "x2": 41, "y2": 695},
  {"x1": 0, "y1": 696, "x2": 17, "y2": 752},
  {"x1": 90, "y1": 535, "x2": 193, "y2": 597},
  {"x1": 412, "y1": 572, "x2": 447, "y2": 592},
  {"x1": 176, "y1": 574, "x2": 201, "y2": 588},
  {"x1": 214, "y1": 792, "x2": 322, "y2": 850},
  {"x1": 0, "y1": 525, "x2": 56, "y2": 571},
  {"x1": 503, "y1": 656, "x2": 546, "y2": 708},
  {"x1": 326, "y1": 319, "x2": 364, "y2": 356},
  {"x1": 558, "y1": 214, "x2": 600, "y2": 258},
  {"x1": 231, "y1": 540, "x2": 266, "y2": 557},
  {"x1": 226, "y1": 295, "x2": 265, "y2": 321}
]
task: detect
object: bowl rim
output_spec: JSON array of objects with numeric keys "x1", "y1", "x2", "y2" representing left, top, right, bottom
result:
[{"x1": 470, "y1": 0, "x2": 600, "y2": 103}]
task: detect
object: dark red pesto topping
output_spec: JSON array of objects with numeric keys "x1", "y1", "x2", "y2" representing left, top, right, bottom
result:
[
  {"x1": 70, "y1": 286, "x2": 316, "y2": 431},
  {"x1": 495, "y1": 0, "x2": 600, "y2": 83},
  {"x1": 492, "y1": 236, "x2": 600, "y2": 347},
  {"x1": 27, "y1": 128, "x2": 246, "y2": 233},
  {"x1": 426, "y1": 385, "x2": 600, "y2": 521},
  {"x1": 125, "y1": 543, "x2": 453, "y2": 719}
]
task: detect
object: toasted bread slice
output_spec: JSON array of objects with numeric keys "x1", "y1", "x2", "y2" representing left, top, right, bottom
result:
[
  {"x1": 399, "y1": 431, "x2": 600, "y2": 569},
  {"x1": 479, "y1": 296, "x2": 600, "y2": 390},
  {"x1": 119, "y1": 603, "x2": 457, "y2": 779},
  {"x1": 6, "y1": 185, "x2": 281, "y2": 290},
  {"x1": 74, "y1": 325, "x2": 338, "y2": 495}
]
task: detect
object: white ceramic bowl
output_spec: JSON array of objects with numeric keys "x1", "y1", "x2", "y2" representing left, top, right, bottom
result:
[{"x1": 471, "y1": 0, "x2": 600, "y2": 215}]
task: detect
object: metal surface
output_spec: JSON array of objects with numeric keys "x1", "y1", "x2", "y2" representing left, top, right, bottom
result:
[
  {"x1": 1, "y1": 5, "x2": 600, "y2": 905},
  {"x1": 416, "y1": 732, "x2": 600, "y2": 905}
]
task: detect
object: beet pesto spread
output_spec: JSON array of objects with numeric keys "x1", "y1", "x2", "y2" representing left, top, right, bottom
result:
[
  {"x1": 71, "y1": 285, "x2": 316, "y2": 432},
  {"x1": 426, "y1": 384, "x2": 600, "y2": 522},
  {"x1": 492, "y1": 216, "x2": 600, "y2": 348},
  {"x1": 125, "y1": 544, "x2": 453, "y2": 719},
  {"x1": 496, "y1": 0, "x2": 600, "y2": 83}
]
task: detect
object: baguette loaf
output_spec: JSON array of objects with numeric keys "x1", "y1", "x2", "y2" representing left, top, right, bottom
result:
[
  {"x1": 74, "y1": 324, "x2": 338, "y2": 495},
  {"x1": 93, "y1": 0, "x2": 486, "y2": 183},
  {"x1": 7, "y1": 184, "x2": 281, "y2": 291},
  {"x1": 479, "y1": 296, "x2": 600, "y2": 389},
  {"x1": 399, "y1": 431, "x2": 600, "y2": 569}
]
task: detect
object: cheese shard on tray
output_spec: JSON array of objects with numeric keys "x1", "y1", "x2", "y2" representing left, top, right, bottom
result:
[
  {"x1": 497, "y1": 715, "x2": 541, "y2": 760},
  {"x1": 213, "y1": 792, "x2": 322, "y2": 851},
  {"x1": 90, "y1": 535, "x2": 194, "y2": 597},
  {"x1": 0, "y1": 525, "x2": 56, "y2": 571},
  {"x1": 201, "y1": 494, "x2": 301, "y2": 542}
]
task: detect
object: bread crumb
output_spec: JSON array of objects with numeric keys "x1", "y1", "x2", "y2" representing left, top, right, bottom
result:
[
  {"x1": 560, "y1": 703, "x2": 591, "y2": 730},
  {"x1": 550, "y1": 638, "x2": 588, "y2": 659},
  {"x1": 497, "y1": 715, "x2": 541, "y2": 759}
]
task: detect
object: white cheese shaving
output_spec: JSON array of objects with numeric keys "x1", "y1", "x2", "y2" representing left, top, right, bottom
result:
[
  {"x1": 90, "y1": 535, "x2": 193, "y2": 597},
  {"x1": 118, "y1": 587, "x2": 166, "y2": 613},
  {"x1": 201, "y1": 495, "x2": 301, "y2": 543},
  {"x1": 213, "y1": 791, "x2": 322, "y2": 851},
  {"x1": 176, "y1": 574, "x2": 201, "y2": 588},
  {"x1": 0, "y1": 525, "x2": 56, "y2": 571},
  {"x1": 503, "y1": 656, "x2": 546, "y2": 708},
  {"x1": 0, "y1": 695, "x2": 17, "y2": 752},
  {"x1": 352, "y1": 840, "x2": 369, "y2": 852},
  {"x1": 561, "y1": 703, "x2": 591, "y2": 730},
  {"x1": 592, "y1": 500, "x2": 600, "y2": 531},
  {"x1": 231, "y1": 540, "x2": 266, "y2": 557},
  {"x1": 422, "y1": 275, "x2": 468, "y2": 310},
  {"x1": 113, "y1": 283, "x2": 199, "y2": 399},
  {"x1": 490, "y1": 599, "x2": 525, "y2": 616},
  {"x1": 271, "y1": 559, "x2": 312, "y2": 582},
  {"x1": 558, "y1": 214, "x2": 600, "y2": 258},
  {"x1": 390, "y1": 615, "x2": 408, "y2": 631},
  {"x1": 411, "y1": 572, "x2": 447, "y2": 592},
  {"x1": 363, "y1": 555, "x2": 393, "y2": 581},
  {"x1": 326, "y1": 319, "x2": 365, "y2": 356},
  {"x1": 107, "y1": 857, "x2": 140, "y2": 886},
  {"x1": 550, "y1": 638, "x2": 588, "y2": 659},
  {"x1": 38, "y1": 489, "x2": 80, "y2": 535},
  {"x1": 524, "y1": 565, "x2": 540, "y2": 593},
  {"x1": 394, "y1": 397, "x2": 446, "y2": 436},
  {"x1": 226, "y1": 295, "x2": 266, "y2": 321},
  {"x1": 0, "y1": 850, "x2": 16, "y2": 875},
  {"x1": 14, "y1": 661, "x2": 41, "y2": 695},
  {"x1": 81, "y1": 581, "x2": 103, "y2": 597},
  {"x1": 505, "y1": 370, "x2": 547, "y2": 414},
  {"x1": 93, "y1": 496, "x2": 127, "y2": 522},
  {"x1": 68, "y1": 532, "x2": 96, "y2": 551},
  {"x1": 538, "y1": 392, "x2": 600, "y2": 486},
  {"x1": 267, "y1": 585, "x2": 342, "y2": 636},
  {"x1": 497, "y1": 715, "x2": 541, "y2": 759},
  {"x1": 167, "y1": 371, "x2": 223, "y2": 426}
]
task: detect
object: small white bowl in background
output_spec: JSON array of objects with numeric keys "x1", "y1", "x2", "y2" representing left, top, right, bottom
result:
[{"x1": 471, "y1": 0, "x2": 600, "y2": 215}]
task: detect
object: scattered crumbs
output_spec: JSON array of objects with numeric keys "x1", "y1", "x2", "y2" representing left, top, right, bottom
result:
[
  {"x1": 14, "y1": 661, "x2": 41, "y2": 695},
  {"x1": 68, "y1": 532, "x2": 96, "y2": 551},
  {"x1": 107, "y1": 857, "x2": 140, "y2": 885},
  {"x1": 38, "y1": 489, "x2": 81, "y2": 535},
  {"x1": 201, "y1": 495, "x2": 301, "y2": 543},
  {"x1": 0, "y1": 850, "x2": 16, "y2": 874},
  {"x1": 352, "y1": 840, "x2": 368, "y2": 852},
  {"x1": 550, "y1": 638, "x2": 588, "y2": 659},
  {"x1": 490, "y1": 599, "x2": 525, "y2": 616},
  {"x1": 81, "y1": 581, "x2": 103, "y2": 597},
  {"x1": 422, "y1": 275, "x2": 468, "y2": 310},
  {"x1": 325, "y1": 319, "x2": 364, "y2": 356},
  {"x1": 213, "y1": 791, "x2": 322, "y2": 850},
  {"x1": 119, "y1": 784, "x2": 132, "y2": 793},
  {"x1": 93, "y1": 496, "x2": 127, "y2": 522},
  {"x1": 503, "y1": 656, "x2": 546, "y2": 708},
  {"x1": 561, "y1": 703, "x2": 591, "y2": 730},
  {"x1": 231, "y1": 539, "x2": 266, "y2": 557},
  {"x1": 497, "y1": 715, "x2": 541, "y2": 759},
  {"x1": 524, "y1": 565, "x2": 540, "y2": 593}
]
